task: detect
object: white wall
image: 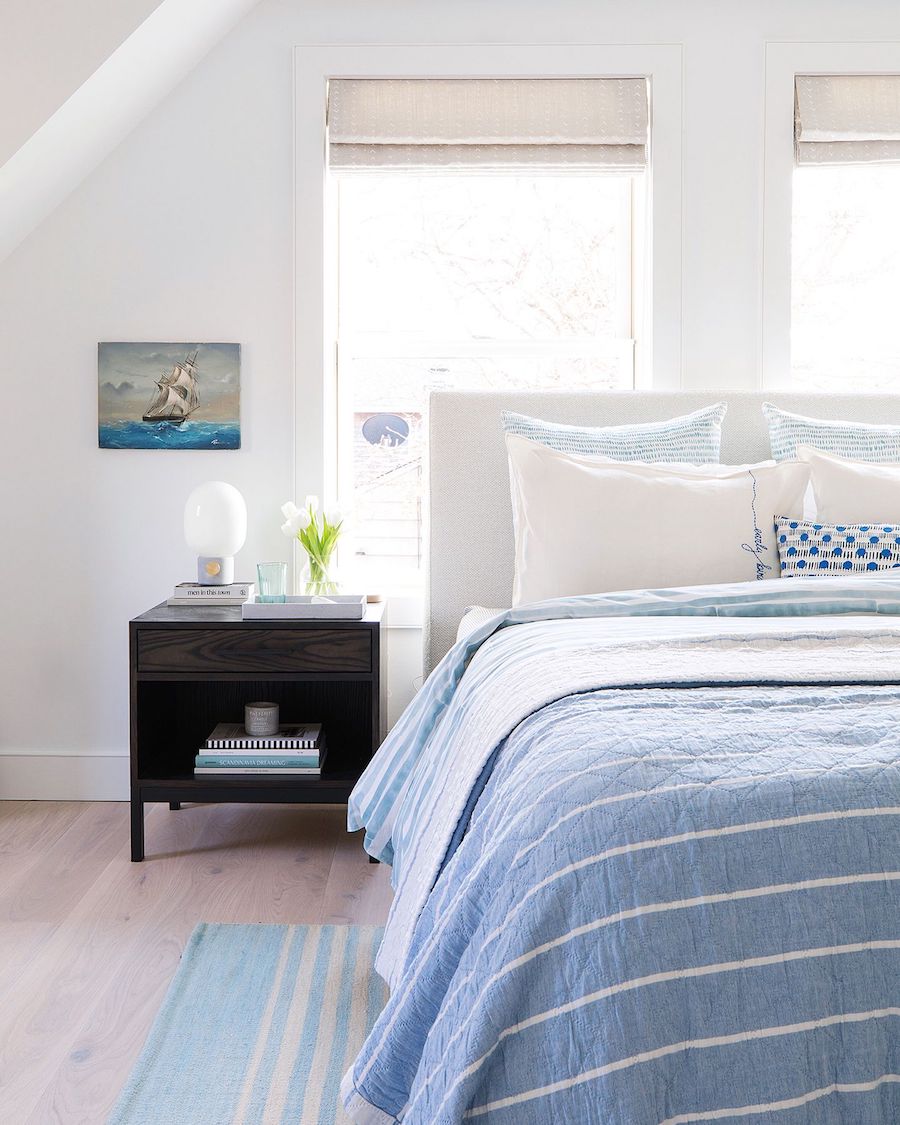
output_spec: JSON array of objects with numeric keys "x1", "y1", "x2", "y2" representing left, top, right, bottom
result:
[{"x1": 3, "y1": 0, "x2": 900, "y2": 798}]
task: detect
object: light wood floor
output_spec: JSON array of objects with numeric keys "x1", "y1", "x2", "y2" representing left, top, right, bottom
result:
[{"x1": 0, "y1": 800, "x2": 393, "y2": 1125}]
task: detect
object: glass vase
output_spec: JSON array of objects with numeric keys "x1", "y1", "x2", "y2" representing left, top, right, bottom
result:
[{"x1": 303, "y1": 555, "x2": 339, "y2": 596}]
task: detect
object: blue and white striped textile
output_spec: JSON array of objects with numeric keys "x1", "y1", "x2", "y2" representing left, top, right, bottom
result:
[
  {"x1": 344, "y1": 683, "x2": 900, "y2": 1123},
  {"x1": 501, "y1": 402, "x2": 726, "y2": 462},
  {"x1": 109, "y1": 923, "x2": 387, "y2": 1125},
  {"x1": 343, "y1": 578, "x2": 900, "y2": 1122},
  {"x1": 763, "y1": 401, "x2": 900, "y2": 462},
  {"x1": 349, "y1": 578, "x2": 900, "y2": 874}
]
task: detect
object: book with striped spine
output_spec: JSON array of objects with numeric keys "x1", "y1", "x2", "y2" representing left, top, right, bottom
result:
[{"x1": 204, "y1": 722, "x2": 322, "y2": 750}]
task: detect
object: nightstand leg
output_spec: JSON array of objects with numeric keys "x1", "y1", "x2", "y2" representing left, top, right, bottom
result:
[
  {"x1": 169, "y1": 801, "x2": 181, "y2": 811},
  {"x1": 130, "y1": 795, "x2": 145, "y2": 862}
]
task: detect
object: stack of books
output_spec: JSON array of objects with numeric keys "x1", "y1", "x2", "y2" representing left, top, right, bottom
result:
[
  {"x1": 168, "y1": 582, "x2": 254, "y2": 607},
  {"x1": 194, "y1": 722, "x2": 325, "y2": 777}
]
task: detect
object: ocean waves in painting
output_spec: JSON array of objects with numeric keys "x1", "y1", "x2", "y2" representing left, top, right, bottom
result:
[{"x1": 99, "y1": 420, "x2": 240, "y2": 450}]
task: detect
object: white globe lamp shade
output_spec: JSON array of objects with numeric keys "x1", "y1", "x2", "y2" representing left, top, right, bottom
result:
[{"x1": 183, "y1": 481, "x2": 247, "y2": 584}]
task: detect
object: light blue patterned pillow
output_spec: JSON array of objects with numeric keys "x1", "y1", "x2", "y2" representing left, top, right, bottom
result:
[
  {"x1": 501, "y1": 402, "x2": 726, "y2": 464},
  {"x1": 763, "y1": 402, "x2": 900, "y2": 462},
  {"x1": 776, "y1": 516, "x2": 900, "y2": 576}
]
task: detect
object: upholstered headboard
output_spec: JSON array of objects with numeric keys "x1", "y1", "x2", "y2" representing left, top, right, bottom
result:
[{"x1": 425, "y1": 390, "x2": 900, "y2": 672}]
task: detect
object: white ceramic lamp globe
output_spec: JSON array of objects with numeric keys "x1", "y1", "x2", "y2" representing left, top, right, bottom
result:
[{"x1": 183, "y1": 481, "x2": 247, "y2": 585}]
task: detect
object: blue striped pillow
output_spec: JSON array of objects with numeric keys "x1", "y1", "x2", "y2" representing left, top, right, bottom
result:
[
  {"x1": 501, "y1": 402, "x2": 726, "y2": 464},
  {"x1": 763, "y1": 402, "x2": 900, "y2": 462},
  {"x1": 776, "y1": 516, "x2": 900, "y2": 576}
]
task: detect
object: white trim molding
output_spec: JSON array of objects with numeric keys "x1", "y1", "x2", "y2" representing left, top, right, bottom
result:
[
  {"x1": 0, "y1": 751, "x2": 129, "y2": 801},
  {"x1": 293, "y1": 42, "x2": 684, "y2": 505},
  {"x1": 762, "y1": 41, "x2": 900, "y2": 388}
]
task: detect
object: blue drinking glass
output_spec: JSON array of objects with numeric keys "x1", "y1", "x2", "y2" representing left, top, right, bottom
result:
[{"x1": 256, "y1": 562, "x2": 287, "y2": 603}]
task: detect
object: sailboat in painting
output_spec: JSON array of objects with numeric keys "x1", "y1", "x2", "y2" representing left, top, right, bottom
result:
[{"x1": 143, "y1": 349, "x2": 200, "y2": 424}]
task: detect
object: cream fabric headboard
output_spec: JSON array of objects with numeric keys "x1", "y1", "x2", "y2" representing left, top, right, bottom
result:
[{"x1": 425, "y1": 389, "x2": 900, "y2": 672}]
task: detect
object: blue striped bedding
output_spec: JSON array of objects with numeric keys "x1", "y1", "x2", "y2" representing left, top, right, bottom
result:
[{"x1": 343, "y1": 578, "x2": 900, "y2": 1123}]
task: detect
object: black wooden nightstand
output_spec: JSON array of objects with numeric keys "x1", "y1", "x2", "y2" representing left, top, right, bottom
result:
[{"x1": 128, "y1": 601, "x2": 385, "y2": 860}]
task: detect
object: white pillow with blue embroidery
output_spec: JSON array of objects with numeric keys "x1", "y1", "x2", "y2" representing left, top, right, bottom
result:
[
  {"x1": 776, "y1": 518, "x2": 900, "y2": 577},
  {"x1": 506, "y1": 435, "x2": 810, "y2": 605},
  {"x1": 763, "y1": 402, "x2": 900, "y2": 462},
  {"x1": 502, "y1": 402, "x2": 726, "y2": 464}
]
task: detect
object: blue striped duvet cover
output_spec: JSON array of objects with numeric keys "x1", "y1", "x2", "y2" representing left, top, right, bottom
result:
[{"x1": 343, "y1": 579, "x2": 900, "y2": 1123}]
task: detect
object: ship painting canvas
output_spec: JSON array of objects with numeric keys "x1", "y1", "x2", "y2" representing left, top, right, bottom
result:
[{"x1": 98, "y1": 342, "x2": 240, "y2": 449}]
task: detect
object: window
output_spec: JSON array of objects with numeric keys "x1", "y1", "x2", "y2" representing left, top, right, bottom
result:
[
  {"x1": 328, "y1": 78, "x2": 649, "y2": 575},
  {"x1": 792, "y1": 74, "x2": 900, "y2": 390}
]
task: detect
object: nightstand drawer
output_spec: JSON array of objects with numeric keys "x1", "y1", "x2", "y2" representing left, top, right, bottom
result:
[{"x1": 137, "y1": 628, "x2": 371, "y2": 674}]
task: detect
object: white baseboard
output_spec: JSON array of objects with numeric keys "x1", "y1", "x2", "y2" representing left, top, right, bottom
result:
[{"x1": 0, "y1": 752, "x2": 129, "y2": 801}]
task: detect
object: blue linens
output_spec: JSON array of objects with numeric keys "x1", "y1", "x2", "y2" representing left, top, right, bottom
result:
[
  {"x1": 344, "y1": 577, "x2": 900, "y2": 1123},
  {"x1": 345, "y1": 684, "x2": 900, "y2": 1122}
]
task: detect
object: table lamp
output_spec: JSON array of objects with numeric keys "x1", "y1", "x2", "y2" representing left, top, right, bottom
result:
[{"x1": 183, "y1": 481, "x2": 247, "y2": 584}]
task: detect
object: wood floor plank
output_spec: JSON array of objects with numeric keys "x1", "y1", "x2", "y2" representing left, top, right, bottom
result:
[
  {"x1": 0, "y1": 801, "x2": 86, "y2": 856},
  {"x1": 321, "y1": 829, "x2": 394, "y2": 925},
  {"x1": 0, "y1": 802, "x2": 126, "y2": 923},
  {"x1": 0, "y1": 803, "x2": 131, "y2": 1007},
  {"x1": 0, "y1": 800, "x2": 391, "y2": 1124}
]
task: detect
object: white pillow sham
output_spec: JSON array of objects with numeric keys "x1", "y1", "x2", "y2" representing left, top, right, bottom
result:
[
  {"x1": 506, "y1": 435, "x2": 810, "y2": 606},
  {"x1": 799, "y1": 445, "x2": 900, "y2": 523}
]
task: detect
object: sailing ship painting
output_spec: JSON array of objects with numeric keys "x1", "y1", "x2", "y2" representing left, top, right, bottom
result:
[
  {"x1": 142, "y1": 348, "x2": 200, "y2": 424},
  {"x1": 98, "y1": 342, "x2": 240, "y2": 449}
]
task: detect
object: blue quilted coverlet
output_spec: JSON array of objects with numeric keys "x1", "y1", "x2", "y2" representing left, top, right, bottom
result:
[{"x1": 343, "y1": 580, "x2": 900, "y2": 1123}]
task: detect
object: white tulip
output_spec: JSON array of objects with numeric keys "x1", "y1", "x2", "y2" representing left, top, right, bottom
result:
[
  {"x1": 304, "y1": 494, "x2": 319, "y2": 513},
  {"x1": 280, "y1": 519, "x2": 295, "y2": 538},
  {"x1": 281, "y1": 500, "x2": 299, "y2": 520},
  {"x1": 324, "y1": 505, "x2": 344, "y2": 527},
  {"x1": 291, "y1": 508, "x2": 312, "y2": 532}
]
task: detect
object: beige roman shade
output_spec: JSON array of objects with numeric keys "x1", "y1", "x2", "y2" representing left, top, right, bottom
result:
[
  {"x1": 327, "y1": 78, "x2": 648, "y2": 171},
  {"x1": 795, "y1": 74, "x2": 900, "y2": 165}
]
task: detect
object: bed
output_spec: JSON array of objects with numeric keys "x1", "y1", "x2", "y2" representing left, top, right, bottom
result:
[{"x1": 342, "y1": 391, "x2": 900, "y2": 1124}]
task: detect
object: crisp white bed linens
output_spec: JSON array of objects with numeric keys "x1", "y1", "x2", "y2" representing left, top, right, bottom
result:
[
  {"x1": 377, "y1": 611, "x2": 900, "y2": 985},
  {"x1": 505, "y1": 436, "x2": 809, "y2": 604},
  {"x1": 800, "y1": 444, "x2": 900, "y2": 522}
]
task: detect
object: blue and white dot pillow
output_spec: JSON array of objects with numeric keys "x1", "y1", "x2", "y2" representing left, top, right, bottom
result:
[{"x1": 776, "y1": 517, "x2": 900, "y2": 577}]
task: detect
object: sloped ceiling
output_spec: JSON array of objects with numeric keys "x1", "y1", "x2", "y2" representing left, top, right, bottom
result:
[
  {"x1": 0, "y1": 0, "x2": 167, "y2": 169},
  {"x1": 0, "y1": 0, "x2": 261, "y2": 264}
]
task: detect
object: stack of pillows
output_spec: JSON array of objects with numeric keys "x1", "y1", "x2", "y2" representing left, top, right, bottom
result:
[{"x1": 504, "y1": 402, "x2": 900, "y2": 606}]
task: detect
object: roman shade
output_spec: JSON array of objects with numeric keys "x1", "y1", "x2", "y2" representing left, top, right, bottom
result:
[
  {"x1": 795, "y1": 74, "x2": 900, "y2": 165},
  {"x1": 327, "y1": 78, "x2": 648, "y2": 171}
]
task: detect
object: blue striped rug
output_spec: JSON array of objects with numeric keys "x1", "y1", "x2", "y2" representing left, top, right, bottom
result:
[{"x1": 109, "y1": 924, "x2": 387, "y2": 1124}]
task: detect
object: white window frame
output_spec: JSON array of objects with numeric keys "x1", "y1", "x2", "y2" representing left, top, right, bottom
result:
[
  {"x1": 761, "y1": 41, "x2": 900, "y2": 388},
  {"x1": 294, "y1": 43, "x2": 683, "y2": 519}
]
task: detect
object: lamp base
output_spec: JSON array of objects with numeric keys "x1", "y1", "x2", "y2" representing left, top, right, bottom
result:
[{"x1": 197, "y1": 556, "x2": 234, "y2": 585}]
